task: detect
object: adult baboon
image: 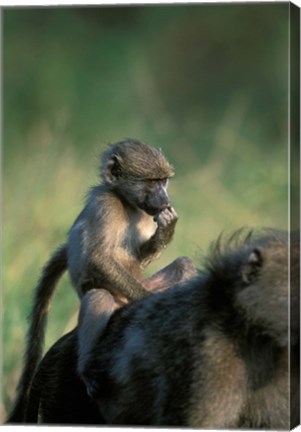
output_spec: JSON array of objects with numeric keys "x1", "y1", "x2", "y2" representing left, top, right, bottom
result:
[
  {"x1": 18, "y1": 229, "x2": 299, "y2": 428},
  {"x1": 78, "y1": 229, "x2": 299, "y2": 429},
  {"x1": 8, "y1": 139, "x2": 184, "y2": 423}
]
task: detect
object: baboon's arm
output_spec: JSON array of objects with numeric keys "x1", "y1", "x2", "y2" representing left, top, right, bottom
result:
[
  {"x1": 140, "y1": 206, "x2": 178, "y2": 266},
  {"x1": 84, "y1": 257, "x2": 150, "y2": 301}
]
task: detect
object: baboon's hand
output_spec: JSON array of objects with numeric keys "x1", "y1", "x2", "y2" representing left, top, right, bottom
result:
[
  {"x1": 140, "y1": 207, "x2": 178, "y2": 264},
  {"x1": 156, "y1": 206, "x2": 178, "y2": 229}
]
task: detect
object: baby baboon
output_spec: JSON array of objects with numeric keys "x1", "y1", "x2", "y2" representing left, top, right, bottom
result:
[
  {"x1": 77, "y1": 229, "x2": 299, "y2": 429},
  {"x1": 8, "y1": 139, "x2": 182, "y2": 423}
]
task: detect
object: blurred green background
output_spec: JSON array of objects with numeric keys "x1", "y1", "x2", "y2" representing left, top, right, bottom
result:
[{"x1": 2, "y1": 3, "x2": 290, "y2": 417}]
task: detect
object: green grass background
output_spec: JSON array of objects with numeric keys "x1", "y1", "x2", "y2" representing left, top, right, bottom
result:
[{"x1": 2, "y1": 4, "x2": 291, "y2": 418}]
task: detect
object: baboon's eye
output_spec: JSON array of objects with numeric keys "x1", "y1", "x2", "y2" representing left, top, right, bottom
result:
[{"x1": 147, "y1": 179, "x2": 158, "y2": 186}]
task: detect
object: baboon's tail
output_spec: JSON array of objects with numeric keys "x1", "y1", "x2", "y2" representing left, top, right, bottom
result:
[{"x1": 7, "y1": 244, "x2": 68, "y2": 423}]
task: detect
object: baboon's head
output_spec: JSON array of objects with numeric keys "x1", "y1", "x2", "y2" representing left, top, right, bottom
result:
[
  {"x1": 206, "y1": 230, "x2": 298, "y2": 347},
  {"x1": 101, "y1": 139, "x2": 175, "y2": 216}
]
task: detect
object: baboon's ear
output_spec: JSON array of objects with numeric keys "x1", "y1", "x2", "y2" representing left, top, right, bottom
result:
[
  {"x1": 105, "y1": 154, "x2": 122, "y2": 184},
  {"x1": 242, "y1": 248, "x2": 263, "y2": 284}
]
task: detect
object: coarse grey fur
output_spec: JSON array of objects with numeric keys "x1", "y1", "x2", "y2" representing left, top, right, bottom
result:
[
  {"x1": 78, "y1": 229, "x2": 299, "y2": 429},
  {"x1": 8, "y1": 138, "x2": 180, "y2": 423}
]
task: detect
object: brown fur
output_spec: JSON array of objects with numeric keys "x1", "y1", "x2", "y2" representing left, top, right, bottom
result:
[
  {"x1": 188, "y1": 329, "x2": 247, "y2": 428},
  {"x1": 100, "y1": 140, "x2": 174, "y2": 180}
]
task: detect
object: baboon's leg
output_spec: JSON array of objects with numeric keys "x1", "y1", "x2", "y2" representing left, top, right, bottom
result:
[
  {"x1": 144, "y1": 256, "x2": 198, "y2": 293},
  {"x1": 77, "y1": 289, "x2": 117, "y2": 374}
]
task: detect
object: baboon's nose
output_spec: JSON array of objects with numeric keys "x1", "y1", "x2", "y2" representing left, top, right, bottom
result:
[{"x1": 161, "y1": 202, "x2": 170, "y2": 210}]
